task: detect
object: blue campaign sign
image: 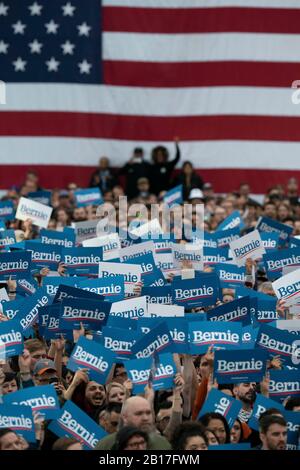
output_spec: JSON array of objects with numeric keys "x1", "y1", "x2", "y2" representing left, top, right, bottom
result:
[
  {"x1": 248, "y1": 394, "x2": 285, "y2": 431},
  {"x1": 68, "y1": 336, "x2": 116, "y2": 384},
  {"x1": 195, "y1": 231, "x2": 217, "y2": 248},
  {"x1": 16, "y1": 277, "x2": 38, "y2": 297},
  {"x1": 17, "y1": 286, "x2": 52, "y2": 335},
  {"x1": 163, "y1": 185, "x2": 183, "y2": 207},
  {"x1": 2, "y1": 297, "x2": 25, "y2": 320},
  {"x1": 149, "y1": 267, "x2": 167, "y2": 288},
  {"x1": 153, "y1": 234, "x2": 177, "y2": 254},
  {"x1": 62, "y1": 247, "x2": 103, "y2": 277},
  {"x1": 207, "y1": 296, "x2": 251, "y2": 326},
  {"x1": 78, "y1": 276, "x2": 125, "y2": 302},
  {"x1": 0, "y1": 404, "x2": 35, "y2": 443},
  {"x1": 100, "y1": 326, "x2": 138, "y2": 361},
  {"x1": 42, "y1": 305, "x2": 73, "y2": 341},
  {"x1": 255, "y1": 297, "x2": 279, "y2": 323},
  {"x1": 53, "y1": 284, "x2": 104, "y2": 304},
  {"x1": 135, "y1": 317, "x2": 161, "y2": 336},
  {"x1": 105, "y1": 316, "x2": 137, "y2": 331},
  {"x1": 142, "y1": 286, "x2": 173, "y2": 305},
  {"x1": 214, "y1": 227, "x2": 240, "y2": 249},
  {"x1": 0, "y1": 319, "x2": 24, "y2": 357},
  {"x1": 125, "y1": 357, "x2": 153, "y2": 394},
  {"x1": 172, "y1": 272, "x2": 220, "y2": 309},
  {"x1": 215, "y1": 263, "x2": 246, "y2": 289},
  {"x1": 0, "y1": 250, "x2": 32, "y2": 280},
  {"x1": 25, "y1": 241, "x2": 62, "y2": 271},
  {"x1": 289, "y1": 237, "x2": 300, "y2": 249},
  {"x1": 27, "y1": 191, "x2": 52, "y2": 206},
  {"x1": 203, "y1": 247, "x2": 229, "y2": 267},
  {"x1": 198, "y1": 389, "x2": 242, "y2": 429},
  {"x1": 42, "y1": 277, "x2": 79, "y2": 298},
  {"x1": 74, "y1": 187, "x2": 103, "y2": 207},
  {"x1": 241, "y1": 325, "x2": 259, "y2": 349},
  {"x1": 3, "y1": 385, "x2": 60, "y2": 420},
  {"x1": 255, "y1": 323, "x2": 300, "y2": 368},
  {"x1": 40, "y1": 228, "x2": 75, "y2": 248},
  {"x1": 263, "y1": 247, "x2": 300, "y2": 280},
  {"x1": 59, "y1": 298, "x2": 110, "y2": 330},
  {"x1": 165, "y1": 318, "x2": 189, "y2": 354},
  {"x1": 0, "y1": 200, "x2": 15, "y2": 221},
  {"x1": 132, "y1": 321, "x2": 174, "y2": 359},
  {"x1": 269, "y1": 370, "x2": 300, "y2": 402},
  {"x1": 152, "y1": 353, "x2": 176, "y2": 391},
  {"x1": 256, "y1": 216, "x2": 293, "y2": 247},
  {"x1": 213, "y1": 349, "x2": 268, "y2": 384},
  {"x1": 48, "y1": 400, "x2": 107, "y2": 450},
  {"x1": 126, "y1": 252, "x2": 165, "y2": 288},
  {"x1": 218, "y1": 211, "x2": 245, "y2": 231},
  {"x1": 260, "y1": 232, "x2": 279, "y2": 253},
  {"x1": 284, "y1": 411, "x2": 300, "y2": 450},
  {"x1": 188, "y1": 321, "x2": 242, "y2": 354},
  {"x1": 0, "y1": 229, "x2": 16, "y2": 250},
  {"x1": 209, "y1": 444, "x2": 251, "y2": 450}
]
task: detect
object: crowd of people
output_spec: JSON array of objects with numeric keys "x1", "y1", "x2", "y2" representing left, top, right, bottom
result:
[{"x1": 0, "y1": 142, "x2": 299, "y2": 452}]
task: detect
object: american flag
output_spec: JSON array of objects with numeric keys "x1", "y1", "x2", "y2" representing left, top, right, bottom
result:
[{"x1": 0, "y1": 0, "x2": 300, "y2": 192}]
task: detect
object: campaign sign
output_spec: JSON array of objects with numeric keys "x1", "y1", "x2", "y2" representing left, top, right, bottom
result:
[
  {"x1": 135, "y1": 318, "x2": 161, "y2": 335},
  {"x1": 152, "y1": 353, "x2": 176, "y2": 391},
  {"x1": 78, "y1": 276, "x2": 125, "y2": 302},
  {"x1": 153, "y1": 234, "x2": 176, "y2": 254},
  {"x1": 62, "y1": 247, "x2": 103, "y2": 277},
  {"x1": 59, "y1": 298, "x2": 110, "y2": 330},
  {"x1": 272, "y1": 268, "x2": 300, "y2": 307},
  {"x1": 255, "y1": 323, "x2": 300, "y2": 367},
  {"x1": 229, "y1": 229, "x2": 265, "y2": 267},
  {"x1": 25, "y1": 241, "x2": 62, "y2": 271},
  {"x1": 27, "y1": 191, "x2": 52, "y2": 206},
  {"x1": 172, "y1": 242, "x2": 203, "y2": 270},
  {"x1": 213, "y1": 349, "x2": 268, "y2": 384},
  {"x1": 109, "y1": 296, "x2": 147, "y2": 319},
  {"x1": 218, "y1": 211, "x2": 244, "y2": 231},
  {"x1": 146, "y1": 303, "x2": 184, "y2": 318},
  {"x1": 172, "y1": 272, "x2": 220, "y2": 309},
  {"x1": 105, "y1": 315, "x2": 137, "y2": 331},
  {"x1": 256, "y1": 216, "x2": 293, "y2": 247},
  {"x1": 43, "y1": 305, "x2": 73, "y2": 341},
  {"x1": 42, "y1": 277, "x2": 79, "y2": 298},
  {"x1": 289, "y1": 236, "x2": 300, "y2": 249},
  {"x1": 4, "y1": 385, "x2": 60, "y2": 420},
  {"x1": 247, "y1": 394, "x2": 284, "y2": 431},
  {"x1": 163, "y1": 185, "x2": 183, "y2": 207},
  {"x1": 0, "y1": 200, "x2": 15, "y2": 221},
  {"x1": 142, "y1": 286, "x2": 173, "y2": 305},
  {"x1": 126, "y1": 252, "x2": 165, "y2": 288},
  {"x1": 203, "y1": 247, "x2": 229, "y2": 267},
  {"x1": 74, "y1": 187, "x2": 103, "y2": 207},
  {"x1": 207, "y1": 297, "x2": 251, "y2": 326},
  {"x1": 99, "y1": 262, "x2": 141, "y2": 295},
  {"x1": 0, "y1": 319, "x2": 23, "y2": 357},
  {"x1": 0, "y1": 404, "x2": 35, "y2": 443},
  {"x1": 16, "y1": 197, "x2": 53, "y2": 229},
  {"x1": 198, "y1": 389, "x2": 242, "y2": 428},
  {"x1": 101, "y1": 326, "x2": 138, "y2": 361},
  {"x1": 215, "y1": 263, "x2": 246, "y2": 289},
  {"x1": 40, "y1": 228, "x2": 75, "y2": 248},
  {"x1": 263, "y1": 247, "x2": 300, "y2": 280},
  {"x1": 0, "y1": 229, "x2": 16, "y2": 250},
  {"x1": 284, "y1": 411, "x2": 300, "y2": 450},
  {"x1": 0, "y1": 250, "x2": 32, "y2": 280},
  {"x1": 53, "y1": 284, "x2": 104, "y2": 304},
  {"x1": 132, "y1": 321, "x2": 174, "y2": 359},
  {"x1": 165, "y1": 318, "x2": 189, "y2": 354},
  {"x1": 120, "y1": 241, "x2": 155, "y2": 262},
  {"x1": 68, "y1": 336, "x2": 115, "y2": 384},
  {"x1": 125, "y1": 357, "x2": 153, "y2": 394},
  {"x1": 83, "y1": 233, "x2": 120, "y2": 261},
  {"x1": 241, "y1": 325, "x2": 259, "y2": 349},
  {"x1": 154, "y1": 253, "x2": 176, "y2": 277},
  {"x1": 72, "y1": 219, "x2": 102, "y2": 244},
  {"x1": 16, "y1": 277, "x2": 38, "y2": 297},
  {"x1": 214, "y1": 227, "x2": 240, "y2": 249},
  {"x1": 2, "y1": 297, "x2": 25, "y2": 320},
  {"x1": 48, "y1": 400, "x2": 107, "y2": 450},
  {"x1": 269, "y1": 370, "x2": 300, "y2": 402},
  {"x1": 209, "y1": 444, "x2": 251, "y2": 450},
  {"x1": 255, "y1": 297, "x2": 279, "y2": 323},
  {"x1": 18, "y1": 287, "x2": 51, "y2": 334},
  {"x1": 188, "y1": 321, "x2": 242, "y2": 354},
  {"x1": 260, "y1": 232, "x2": 279, "y2": 253}
]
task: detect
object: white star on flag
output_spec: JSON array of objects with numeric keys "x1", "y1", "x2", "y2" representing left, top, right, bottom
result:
[
  {"x1": 0, "y1": 40, "x2": 9, "y2": 54},
  {"x1": 13, "y1": 57, "x2": 27, "y2": 72},
  {"x1": 46, "y1": 57, "x2": 60, "y2": 72},
  {"x1": 12, "y1": 21, "x2": 26, "y2": 34},
  {"x1": 45, "y1": 20, "x2": 59, "y2": 34},
  {"x1": 78, "y1": 60, "x2": 92, "y2": 74},
  {"x1": 77, "y1": 22, "x2": 91, "y2": 37},
  {"x1": 28, "y1": 2, "x2": 43, "y2": 16},
  {"x1": 29, "y1": 39, "x2": 43, "y2": 54},
  {"x1": 62, "y1": 2, "x2": 76, "y2": 16},
  {"x1": 0, "y1": 3, "x2": 9, "y2": 15},
  {"x1": 61, "y1": 40, "x2": 75, "y2": 55}
]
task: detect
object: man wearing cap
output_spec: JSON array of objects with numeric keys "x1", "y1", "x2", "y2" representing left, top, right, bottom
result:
[
  {"x1": 119, "y1": 148, "x2": 151, "y2": 200},
  {"x1": 33, "y1": 359, "x2": 65, "y2": 404}
]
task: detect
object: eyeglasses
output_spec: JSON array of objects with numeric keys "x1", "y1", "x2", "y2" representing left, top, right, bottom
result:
[{"x1": 125, "y1": 439, "x2": 146, "y2": 449}]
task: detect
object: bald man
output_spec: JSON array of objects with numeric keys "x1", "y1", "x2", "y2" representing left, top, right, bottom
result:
[{"x1": 95, "y1": 397, "x2": 171, "y2": 450}]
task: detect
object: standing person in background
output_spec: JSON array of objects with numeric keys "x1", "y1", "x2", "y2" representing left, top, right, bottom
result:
[
  {"x1": 150, "y1": 138, "x2": 181, "y2": 195},
  {"x1": 119, "y1": 148, "x2": 151, "y2": 200},
  {"x1": 89, "y1": 157, "x2": 118, "y2": 194},
  {"x1": 171, "y1": 161, "x2": 204, "y2": 201}
]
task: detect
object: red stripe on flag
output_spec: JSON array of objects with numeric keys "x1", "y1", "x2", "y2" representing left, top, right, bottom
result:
[
  {"x1": 0, "y1": 166, "x2": 298, "y2": 193},
  {"x1": 104, "y1": 60, "x2": 297, "y2": 88},
  {"x1": 103, "y1": 6, "x2": 300, "y2": 34},
  {"x1": 1, "y1": 112, "x2": 300, "y2": 141}
]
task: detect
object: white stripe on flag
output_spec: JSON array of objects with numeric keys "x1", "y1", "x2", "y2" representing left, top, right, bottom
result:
[{"x1": 103, "y1": 0, "x2": 300, "y2": 9}]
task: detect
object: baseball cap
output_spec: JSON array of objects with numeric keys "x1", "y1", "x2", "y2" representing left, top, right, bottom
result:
[
  {"x1": 188, "y1": 188, "x2": 204, "y2": 200},
  {"x1": 34, "y1": 359, "x2": 57, "y2": 376}
]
